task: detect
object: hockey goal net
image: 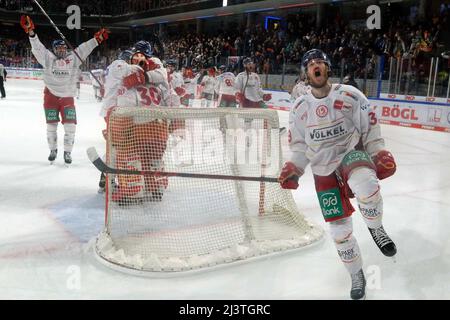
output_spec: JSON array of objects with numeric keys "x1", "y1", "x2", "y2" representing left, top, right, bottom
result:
[{"x1": 95, "y1": 107, "x2": 323, "y2": 274}]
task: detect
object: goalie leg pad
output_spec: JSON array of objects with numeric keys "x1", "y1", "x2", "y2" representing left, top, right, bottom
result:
[
  {"x1": 347, "y1": 167, "x2": 383, "y2": 229},
  {"x1": 112, "y1": 153, "x2": 145, "y2": 202},
  {"x1": 329, "y1": 217, "x2": 363, "y2": 275},
  {"x1": 134, "y1": 121, "x2": 169, "y2": 194},
  {"x1": 46, "y1": 123, "x2": 58, "y2": 150},
  {"x1": 63, "y1": 123, "x2": 76, "y2": 153}
]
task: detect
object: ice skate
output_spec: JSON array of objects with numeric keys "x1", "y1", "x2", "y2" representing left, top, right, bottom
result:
[
  {"x1": 64, "y1": 151, "x2": 72, "y2": 166},
  {"x1": 111, "y1": 187, "x2": 143, "y2": 206},
  {"x1": 350, "y1": 269, "x2": 366, "y2": 300},
  {"x1": 144, "y1": 188, "x2": 164, "y2": 202},
  {"x1": 48, "y1": 149, "x2": 57, "y2": 164},
  {"x1": 368, "y1": 225, "x2": 397, "y2": 257}
]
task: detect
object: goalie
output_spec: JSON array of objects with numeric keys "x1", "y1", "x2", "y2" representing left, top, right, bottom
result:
[{"x1": 101, "y1": 41, "x2": 172, "y2": 204}]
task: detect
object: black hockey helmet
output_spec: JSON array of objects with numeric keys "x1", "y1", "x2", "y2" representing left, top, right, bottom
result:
[
  {"x1": 166, "y1": 59, "x2": 177, "y2": 67},
  {"x1": 118, "y1": 49, "x2": 133, "y2": 62},
  {"x1": 301, "y1": 49, "x2": 331, "y2": 73},
  {"x1": 242, "y1": 57, "x2": 254, "y2": 66},
  {"x1": 52, "y1": 39, "x2": 67, "y2": 58},
  {"x1": 132, "y1": 40, "x2": 153, "y2": 58},
  {"x1": 218, "y1": 65, "x2": 227, "y2": 72}
]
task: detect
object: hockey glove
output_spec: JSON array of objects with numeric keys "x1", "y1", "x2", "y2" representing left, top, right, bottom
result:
[
  {"x1": 235, "y1": 92, "x2": 245, "y2": 104},
  {"x1": 20, "y1": 15, "x2": 35, "y2": 34},
  {"x1": 123, "y1": 71, "x2": 145, "y2": 89},
  {"x1": 94, "y1": 28, "x2": 110, "y2": 44},
  {"x1": 278, "y1": 161, "x2": 304, "y2": 190},
  {"x1": 174, "y1": 87, "x2": 186, "y2": 97},
  {"x1": 263, "y1": 93, "x2": 272, "y2": 101},
  {"x1": 372, "y1": 150, "x2": 396, "y2": 180}
]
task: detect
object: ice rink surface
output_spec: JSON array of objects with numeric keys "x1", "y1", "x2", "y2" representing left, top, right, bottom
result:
[{"x1": 0, "y1": 78, "x2": 449, "y2": 299}]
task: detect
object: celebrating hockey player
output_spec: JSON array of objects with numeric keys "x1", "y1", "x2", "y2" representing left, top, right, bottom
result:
[
  {"x1": 101, "y1": 41, "x2": 172, "y2": 203},
  {"x1": 199, "y1": 67, "x2": 218, "y2": 108},
  {"x1": 166, "y1": 59, "x2": 185, "y2": 107},
  {"x1": 181, "y1": 66, "x2": 196, "y2": 107},
  {"x1": 20, "y1": 15, "x2": 109, "y2": 165},
  {"x1": 278, "y1": 49, "x2": 397, "y2": 300},
  {"x1": 215, "y1": 65, "x2": 237, "y2": 108},
  {"x1": 234, "y1": 57, "x2": 271, "y2": 108}
]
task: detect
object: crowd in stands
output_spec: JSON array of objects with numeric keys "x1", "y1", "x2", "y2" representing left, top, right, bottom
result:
[
  {"x1": 1, "y1": 2, "x2": 449, "y2": 89},
  {"x1": 0, "y1": 0, "x2": 208, "y2": 15}
]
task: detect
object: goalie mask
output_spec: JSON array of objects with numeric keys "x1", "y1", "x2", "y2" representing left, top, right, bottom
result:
[
  {"x1": 131, "y1": 40, "x2": 153, "y2": 67},
  {"x1": 52, "y1": 39, "x2": 67, "y2": 59}
]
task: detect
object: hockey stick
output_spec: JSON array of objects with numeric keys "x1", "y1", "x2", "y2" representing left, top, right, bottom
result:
[
  {"x1": 31, "y1": 0, "x2": 103, "y2": 88},
  {"x1": 86, "y1": 147, "x2": 279, "y2": 183}
]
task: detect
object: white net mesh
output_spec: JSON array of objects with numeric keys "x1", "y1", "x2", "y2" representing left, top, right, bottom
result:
[{"x1": 95, "y1": 107, "x2": 323, "y2": 273}]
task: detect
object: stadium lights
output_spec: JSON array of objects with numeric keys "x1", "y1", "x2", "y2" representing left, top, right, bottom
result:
[{"x1": 223, "y1": 0, "x2": 228, "y2": 7}]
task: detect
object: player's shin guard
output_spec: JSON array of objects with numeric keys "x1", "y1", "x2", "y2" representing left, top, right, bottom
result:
[
  {"x1": 347, "y1": 167, "x2": 383, "y2": 229},
  {"x1": 63, "y1": 123, "x2": 76, "y2": 153},
  {"x1": 47, "y1": 123, "x2": 58, "y2": 151},
  {"x1": 329, "y1": 217, "x2": 363, "y2": 275}
]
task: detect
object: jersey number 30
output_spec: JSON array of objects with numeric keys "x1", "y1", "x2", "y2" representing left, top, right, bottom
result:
[{"x1": 137, "y1": 87, "x2": 161, "y2": 106}]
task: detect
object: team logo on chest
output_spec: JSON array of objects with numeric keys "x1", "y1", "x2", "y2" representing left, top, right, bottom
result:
[{"x1": 316, "y1": 105, "x2": 328, "y2": 118}]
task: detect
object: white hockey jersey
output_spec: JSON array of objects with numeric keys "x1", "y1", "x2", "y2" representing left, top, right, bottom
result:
[
  {"x1": 290, "y1": 81, "x2": 310, "y2": 101},
  {"x1": 215, "y1": 72, "x2": 236, "y2": 96},
  {"x1": 100, "y1": 59, "x2": 172, "y2": 117},
  {"x1": 29, "y1": 34, "x2": 98, "y2": 97},
  {"x1": 289, "y1": 84, "x2": 385, "y2": 176},
  {"x1": 169, "y1": 71, "x2": 184, "y2": 91},
  {"x1": 90, "y1": 69, "x2": 105, "y2": 88},
  {"x1": 234, "y1": 71, "x2": 264, "y2": 102},
  {"x1": 167, "y1": 71, "x2": 184, "y2": 107},
  {"x1": 200, "y1": 75, "x2": 217, "y2": 95}
]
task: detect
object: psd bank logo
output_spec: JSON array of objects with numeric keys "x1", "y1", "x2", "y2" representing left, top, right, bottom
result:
[{"x1": 318, "y1": 188, "x2": 344, "y2": 219}]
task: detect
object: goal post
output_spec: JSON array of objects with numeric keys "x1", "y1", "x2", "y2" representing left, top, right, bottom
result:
[{"x1": 95, "y1": 107, "x2": 323, "y2": 274}]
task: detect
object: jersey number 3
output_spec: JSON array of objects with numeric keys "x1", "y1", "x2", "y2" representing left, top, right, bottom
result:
[{"x1": 369, "y1": 112, "x2": 378, "y2": 125}]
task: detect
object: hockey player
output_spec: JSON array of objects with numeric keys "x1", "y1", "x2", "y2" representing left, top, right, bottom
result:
[
  {"x1": 290, "y1": 71, "x2": 310, "y2": 101},
  {"x1": 234, "y1": 57, "x2": 271, "y2": 108},
  {"x1": 166, "y1": 59, "x2": 185, "y2": 107},
  {"x1": 20, "y1": 15, "x2": 109, "y2": 165},
  {"x1": 215, "y1": 65, "x2": 237, "y2": 108},
  {"x1": 199, "y1": 67, "x2": 218, "y2": 108},
  {"x1": 91, "y1": 68, "x2": 105, "y2": 102},
  {"x1": 98, "y1": 49, "x2": 135, "y2": 193},
  {"x1": 278, "y1": 49, "x2": 397, "y2": 300},
  {"x1": 103, "y1": 41, "x2": 172, "y2": 203},
  {"x1": 181, "y1": 66, "x2": 196, "y2": 107}
]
